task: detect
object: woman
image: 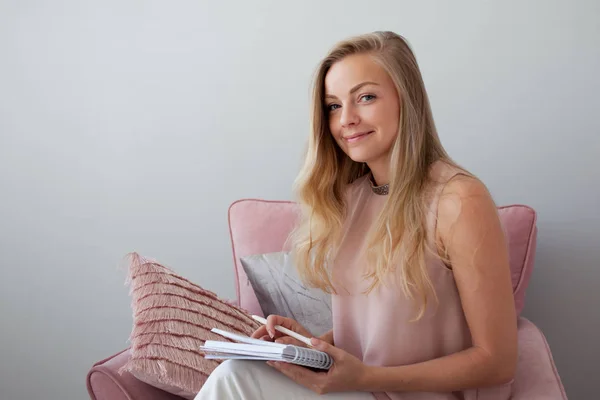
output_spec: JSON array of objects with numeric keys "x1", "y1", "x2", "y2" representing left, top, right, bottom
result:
[{"x1": 196, "y1": 31, "x2": 517, "y2": 400}]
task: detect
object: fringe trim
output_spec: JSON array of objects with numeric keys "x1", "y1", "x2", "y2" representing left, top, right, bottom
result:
[
  {"x1": 132, "y1": 320, "x2": 214, "y2": 338},
  {"x1": 121, "y1": 252, "x2": 262, "y2": 397},
  {"x1": 123, "y1": 252, "x2": 257, "y2": 327},
  {"x1": 132, "y1": 332, "x2": 205, "y2": 351},
  {"x1": 130, "y1": 344, "x2": 220, "y2": 371},
  {"x1": 133, "y1": 303, "x2": 258, "y2": 333},
  {"x1": 130, "y1": 319, "x2": 255, "y2": 342},
  {"x1": 131, "y1": 286, "x2": 255, "y2": 327},
  {"x1": 119, "y1": 357, "x2": 212, "y2": 395},
  {"x1": 135, "y1": 293, "x2": 250, "y2": 321},
  {"x1": 125, "y1": 253, "x2": 219, "y2": 301}
]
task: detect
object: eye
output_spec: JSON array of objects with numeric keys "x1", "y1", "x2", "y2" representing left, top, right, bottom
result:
[
  {"x1": 326, "y1": 103, "x2": 341, "y2": 112},
  {"x1": 360, "y1": 94, "x2": 376, "y2": 102}
]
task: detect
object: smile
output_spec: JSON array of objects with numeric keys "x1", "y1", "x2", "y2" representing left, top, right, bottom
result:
[{"x1": 344, "y1": 131, "x2": 374, "y2": 143}]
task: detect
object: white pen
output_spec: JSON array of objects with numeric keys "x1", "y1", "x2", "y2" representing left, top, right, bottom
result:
[{"x1": 251, "y1": 315, "x2": 314, "y2": 347}]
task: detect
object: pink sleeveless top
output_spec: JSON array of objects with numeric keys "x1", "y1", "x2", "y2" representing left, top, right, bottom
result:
[{"x1": 331, "y1": 162, "x2": 511, "y2": 400}]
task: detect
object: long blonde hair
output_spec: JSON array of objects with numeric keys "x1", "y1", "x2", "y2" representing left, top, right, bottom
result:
[{"x1": 288, "y1": 31, "x2": 466, "y2": 320}]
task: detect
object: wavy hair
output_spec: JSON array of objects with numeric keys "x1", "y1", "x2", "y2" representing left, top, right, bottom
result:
[{"x1": 288, "y1": 31, "x2": 467, "y2": 320}]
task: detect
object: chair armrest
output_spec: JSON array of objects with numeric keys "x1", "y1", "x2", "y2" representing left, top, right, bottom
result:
[
  {"x1": 512, "y1": 317, "x2": 568, "y2": 399},
  {"x1": 86, "y1": 348, "x2": 184, "y2": 400}
]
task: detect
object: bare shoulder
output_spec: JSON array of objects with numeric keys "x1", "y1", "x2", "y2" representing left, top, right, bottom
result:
[
  {"x1": 439, "y1": 173, "x2": 495, "y2": 214},
  {"x1": 435, "y1": 173, "x2": 501, "y2": 248}
]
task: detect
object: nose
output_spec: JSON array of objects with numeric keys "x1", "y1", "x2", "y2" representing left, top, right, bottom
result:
[{"x1": 339, "y1": 104, "x2": 360, "y2": 127}]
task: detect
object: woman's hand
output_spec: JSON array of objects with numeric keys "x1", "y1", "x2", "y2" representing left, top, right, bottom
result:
[
  {"x1": 266, "y1": 338, "x2": 371, "y2": 394},
  {"x1": 250, "y1": 314, "x2": 313, "y2": 347}
]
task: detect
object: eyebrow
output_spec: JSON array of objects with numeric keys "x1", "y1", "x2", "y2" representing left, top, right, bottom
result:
[{"x1": 325, "y1": 81, "x2": 379, "y2": 100}]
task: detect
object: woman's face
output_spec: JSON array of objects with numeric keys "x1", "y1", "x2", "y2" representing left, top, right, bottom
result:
[{"x1": 324, "y1": 53, "x2": 400, "y2": 166}]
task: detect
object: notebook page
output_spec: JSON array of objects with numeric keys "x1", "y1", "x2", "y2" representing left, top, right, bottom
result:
[
  {"x1": 202, "y1": 340, "x2": 285, "y2": 356},
  {"x1": 211, "y1": 328, "x2": 287, "y2": 348},
  {"x1": 204, "y1": 354, "x2": 274, "y2": 361}
]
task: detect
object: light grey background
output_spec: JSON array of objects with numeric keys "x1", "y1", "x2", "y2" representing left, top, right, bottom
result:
[{"x1": 1, "y1": 0, "x2": 598, "y2": 399}]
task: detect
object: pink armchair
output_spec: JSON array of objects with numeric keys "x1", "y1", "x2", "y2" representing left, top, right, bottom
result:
[{"x1": 86, "y1": 199, "x2": 567, "y2": 400}]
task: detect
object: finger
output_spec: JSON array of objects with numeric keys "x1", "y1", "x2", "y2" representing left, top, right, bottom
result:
[
  {"x1": 250, "y1": 326, "x2": 268, "y2": 339},
  {"x1": 265, "y1": 315, "x2": 313, "y2": 339},
  {"x1": 251, "y1": 326, "x2": 285, "y2": 341},
  {"x1": 274, "y1": 336, "x2": 306, "y2": 347},
  {"x1": 267, "y1": 314, "x2": 304, "y2": 333},
  {"x1": 309, "y1": 338, "x2": 342, "y2": 358},
  {"x1": 266, "y1": 314, "x2": 288, "y2": 339}
]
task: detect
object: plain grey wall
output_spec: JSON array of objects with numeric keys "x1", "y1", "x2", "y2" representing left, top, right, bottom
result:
[{"x1": 1, "y1": 0, "x2": 598, "y2": 398}]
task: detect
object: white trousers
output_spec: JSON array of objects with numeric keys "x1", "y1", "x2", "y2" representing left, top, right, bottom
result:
[{"x1": 195, "y1": 359, "x2": 376, "y2": 400}]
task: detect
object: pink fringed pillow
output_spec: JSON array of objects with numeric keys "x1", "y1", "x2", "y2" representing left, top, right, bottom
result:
[{"x1": 119, "y1": 253, "x2": 260, "y2": 399}]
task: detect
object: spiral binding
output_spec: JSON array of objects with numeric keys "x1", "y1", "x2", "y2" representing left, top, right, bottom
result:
[{"x1": 282, "y1": 346, "x2": 333, "y2": 370}]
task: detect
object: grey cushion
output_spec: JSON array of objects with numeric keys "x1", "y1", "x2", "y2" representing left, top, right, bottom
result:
[{"x1": 240, "y1": 251, "x2": 332, "y2": 337}]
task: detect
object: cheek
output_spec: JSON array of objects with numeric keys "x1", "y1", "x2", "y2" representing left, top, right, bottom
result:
[{"x1": 378, "y1": 103, "x2": 400, "y2": 135}]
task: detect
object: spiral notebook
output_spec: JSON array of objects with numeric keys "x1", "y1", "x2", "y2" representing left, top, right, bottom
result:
[{"x1": 200, "y1": 328, "x2": 333, "y2": 370}]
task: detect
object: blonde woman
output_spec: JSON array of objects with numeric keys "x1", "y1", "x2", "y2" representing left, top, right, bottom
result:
[{"x1": 196, "y1": 31, "x2": 517, "y2": 400}]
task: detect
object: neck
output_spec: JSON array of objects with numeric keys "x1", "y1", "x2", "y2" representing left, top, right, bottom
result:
[{"x1": 367, "y1": 158, "x2": 389, "y2": 186}]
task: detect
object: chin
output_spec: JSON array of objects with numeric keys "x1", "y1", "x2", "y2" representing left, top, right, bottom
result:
[{"x1": 346, "y1": 151, "x2": 374, "y2": 164}]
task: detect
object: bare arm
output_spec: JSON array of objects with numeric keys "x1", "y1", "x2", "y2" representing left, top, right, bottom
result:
[{"x1": 361, "y1": 176, "x2": 518, "y2": 392}]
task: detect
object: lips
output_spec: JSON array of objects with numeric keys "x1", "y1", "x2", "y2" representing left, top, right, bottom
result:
[{"x1": 344, "y1": 131, "x2": 374, "y2": 143}]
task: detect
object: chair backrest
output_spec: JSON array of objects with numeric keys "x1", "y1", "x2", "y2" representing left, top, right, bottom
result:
[{"x1": 228, "y1": 199, "x2": 537, "y2": 316}]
